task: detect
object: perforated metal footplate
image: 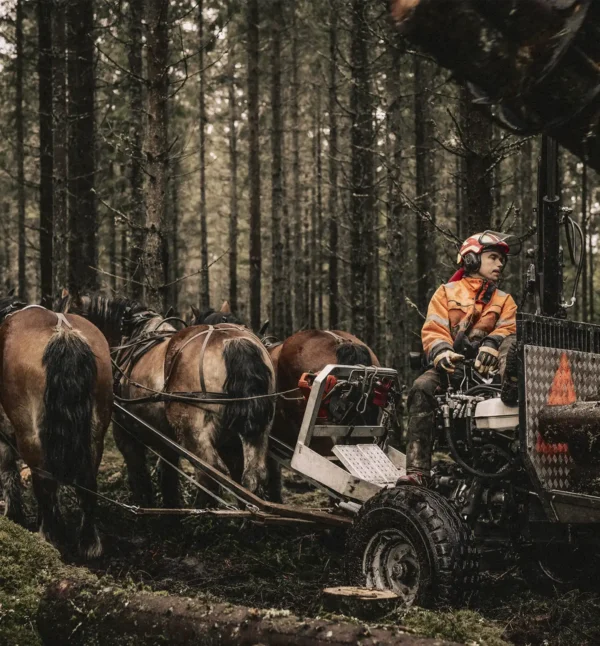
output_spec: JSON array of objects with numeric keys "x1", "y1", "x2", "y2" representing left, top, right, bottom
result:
[{"x1": 333, "y1": 444, "x2": 401, "y2": 485}]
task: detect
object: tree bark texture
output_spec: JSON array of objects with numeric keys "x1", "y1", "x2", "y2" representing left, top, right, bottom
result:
[
  {"x1": 52, "y1": 0, "x2": 68, "y2": 294},
  {"x1": 270, "y1": 0, "x2": 284, "y2": 338},
  {"x1": 386, "y1": 32, "x2": 406, "y2": 376},
  {"x1": 38, "y1": 0, "x2": 53, "y2": 306},
  {"x1": 227, "y1": 0, "x2": 239, "y2": 315},
  {"x1": 37, "y1": 578, "x2": 455, "y2": 646},
  {"x1": 349, "y1": 0, "x2": 375, "y2": 341},
  {"x1": 247, "y1": 0, "x2": 262, "y2": 332},
  {"x1": 16, "y1": 0, "x2": 26, "y2": 298},
  {"x1": 291, "y1": 0, "x2": 304, "y2": 330},
  {"x1": 67, "y1": 0, "x2": 97, "y2": 294},
  {"x1": 414, "y1": 55, "x2": 436, "y2": 316},
  {"x1": 198, "y1": 0, "x2": 210, "y2": 310},
  {"x1": 328, "y1": 0, "x2": 339, "y2": 330},
  {"x1": 143, "y1": 0, "x2": 169, "y2": 312},
  {"x1": 460, "y1": 87, "x2": 493, "y2": 233},
  {"x1": 391, "y1": 0, "x2": 600, "y2": 173},
  {"x1": 128, "y1": 0, "x2": 146, "y2": 300}
]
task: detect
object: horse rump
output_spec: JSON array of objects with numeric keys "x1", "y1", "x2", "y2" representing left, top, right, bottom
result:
[
  {"x1": 222, "y1": 338, "x2": 274, "y2": 439},
  {"x1": 336, "y1": 340, "x2": 371, "y2": 366},
  {"x1": 41, "y1": 328, "x2": 97, "y2": 483}
]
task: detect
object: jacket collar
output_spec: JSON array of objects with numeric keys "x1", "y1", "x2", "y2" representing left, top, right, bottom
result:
[{"x1": 460, "y1": 276, "x2": 497, "y2": 304}]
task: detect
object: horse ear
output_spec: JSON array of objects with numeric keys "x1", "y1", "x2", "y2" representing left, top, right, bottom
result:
[
  {"x1": 165, "y1": 306, "x2": 174, "y2": 318},
  {"x1": 258, "y1": 319, "x2": 270, "y2": 336},
  {"x1": 191, "y1": 305, "x2": 201, "y2": 321},
  {"x1": 60, "y1": 288, "x2": 69, "y2": 299},
  {"x1": 7, "y1": 287, "x2": 15, "y2": 297},
  {"x1": 219, "y1": 301, "x2": 231, "y2": 314}
]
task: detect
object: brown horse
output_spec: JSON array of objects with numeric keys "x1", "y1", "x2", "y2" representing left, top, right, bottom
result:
[
  {"x1": 0, "y1": 295, "x2": 112, "y2": 558},
  {"x1": 58, "y1": 294, "x2": 276, "y2": 506},
  {"x1": 191, "y1": 306, "x2": 379, "y2": 501}
]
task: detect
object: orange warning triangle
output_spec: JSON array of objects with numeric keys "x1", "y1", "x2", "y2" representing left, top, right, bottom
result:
[
  {"x1": 536, "y1": 352, "x2": 576, "y2": 455},
  {"x1": 546, "y1": 352, "x2": 577, "y2": 405}
]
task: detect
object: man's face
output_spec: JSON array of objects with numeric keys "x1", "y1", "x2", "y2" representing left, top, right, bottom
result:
[{"x1": 475, "y1": 249, "x2": 506, "y2": 282}]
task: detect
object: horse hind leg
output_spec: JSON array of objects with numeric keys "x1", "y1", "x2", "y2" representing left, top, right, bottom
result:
[
  {"x1": 31, "y1": 473, "x2": 65, "y2": 549},
  {"x1": 0, "y1": 439, "x2": 25, "y2": 524},
  {"x1": 75, "y1": 468, "x2": 103, "y2": 559},
  {"x1": 113, "y1": 420, "x2": 155, "y2": 507},
  {"x1": 158, "y1": 448, "x2": 181, "y2": 509}
]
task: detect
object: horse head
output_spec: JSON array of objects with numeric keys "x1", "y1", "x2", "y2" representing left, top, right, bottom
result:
[{"x1": 191, "y1": 301, "x2": 245, "y2": 326}]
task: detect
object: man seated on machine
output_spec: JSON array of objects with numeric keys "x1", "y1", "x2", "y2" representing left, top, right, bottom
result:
[{"x1": 401, "y1": 232, "x2": 519, "y2": 486}]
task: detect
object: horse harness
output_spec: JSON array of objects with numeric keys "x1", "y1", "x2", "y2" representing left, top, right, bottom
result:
[
  {"x1": 115, "y1": 322, "x2": 250, "y2": 407},
  {"x1": 3, "y1": 303, "x2": 73, "y2": 330}
]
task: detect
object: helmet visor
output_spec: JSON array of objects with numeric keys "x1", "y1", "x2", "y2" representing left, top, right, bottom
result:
[{"x1": 478, "y1": 230, "x2": 521, "y2": 256}]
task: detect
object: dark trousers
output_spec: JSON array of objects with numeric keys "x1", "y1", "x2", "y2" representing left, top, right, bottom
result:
[{"x1": 405, "y1": 335, "x2": 515, "y2": 474}]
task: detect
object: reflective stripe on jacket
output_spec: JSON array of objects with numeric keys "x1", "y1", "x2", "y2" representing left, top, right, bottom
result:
[{"x1": 421, "y1": 277, "x2": 517, "y2": 360}]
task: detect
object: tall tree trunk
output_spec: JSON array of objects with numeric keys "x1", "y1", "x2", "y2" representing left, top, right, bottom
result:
[
  {"x1": 309, "y1": 133, "x2": 317, "y2": 329},
  {"x1": 518, "y1": 137, "x2": 533, "y2": 296},
  {"x1": 589, "y1": 198, "x2": 595, "y2": 323},
  {"x1": 414, "y1": 56, "x2": 436, "y2": 315},
  {"x1": 38, "y1": 0, "x2": 53, "y2": 305},
  {"x1": 108, "y1": 161, "x2": 117, "y2": 293},
  {"x1": 291, "y1": 0, "x2": 304, "y2": 330},
  {"x1": 198, "y1": 0, "x2": 210, "y2": 309},
  {"x1": 128, "y1": 0, "x2": 145, "y2": 299},
  {"x1": 247, "y1": 0, "x2": 261, "y2": 331},
  {"x1": 53, "y1": 0, "x2": 68, "y2": 294},
  {"x1": 270, "y1": 0, "x2": 284, "y2": 338},
  {"x1": 460, "y1": 87, "x2": 493, "y2": 233},
  {"x1": 328, "y1": 0, "x2": 339, "y2": 330},
  {"x1": 386, "y1": 32, "x2": 406, "y2": 374},
  {"x1": 316, "y1": 87, "x2": 324, "y2": 330},
  {"x1": 168, "y1": 155, "x2": 180, "y2": 308},
  {"x1": 227, "y1": 0, "x2": 239, "y2": 314},
  {"x1": 143, "y1": 0, "x2": 169, "y2": 312},
  {"x1": 16, "y1": 0, "x2": 26, "y2": 298},
  {"x1": 67, "y1": 0, "x2": 97, "y2": 294},
  {"x1": 349, "y1": 0, "x2": 374, "y2": 341}
]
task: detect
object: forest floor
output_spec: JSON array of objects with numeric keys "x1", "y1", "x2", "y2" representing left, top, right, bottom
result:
[{"x1": 17, "y1": 430, "x2": 600, "y2": 646}]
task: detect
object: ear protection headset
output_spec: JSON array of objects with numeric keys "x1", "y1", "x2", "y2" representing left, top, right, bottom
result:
[{"x1": 462, "y1": 251, "x2": 481, "y2": 274}]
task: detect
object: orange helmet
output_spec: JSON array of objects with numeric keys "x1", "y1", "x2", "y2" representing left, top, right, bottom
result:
[{"x1": 457, "y1": 231, "x2": 510, "y2": 266}]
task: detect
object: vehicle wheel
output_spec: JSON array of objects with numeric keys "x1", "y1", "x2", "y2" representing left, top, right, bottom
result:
[
  {"x1": 519, "y1": 543, "x2": 598, "y2": 592},
  {"x1": 345, "y1": 485, "x2": 479, "y2": 608}
]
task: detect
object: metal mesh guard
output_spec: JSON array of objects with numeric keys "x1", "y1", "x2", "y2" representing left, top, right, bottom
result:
[
  {"x1": 332, "y1": 445, "x2": 401, "y2": 485},
  {"x1": 524, "y1": 344, "x2": 600, "y2": 491}
]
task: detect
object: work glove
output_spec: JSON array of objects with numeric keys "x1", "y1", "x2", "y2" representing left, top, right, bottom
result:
[
  {"x1": 474, "y1": 344, "x2": 499, "y2": 376},
  {"x1": 433, "y1": 350, "x2": 465, "y2": 374}
]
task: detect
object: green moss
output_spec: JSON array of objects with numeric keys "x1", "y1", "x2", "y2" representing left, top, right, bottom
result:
[
  {"x1": 0, "y1": 516, "x2": 93, "y2": 646},
  {"x1": 401, "y1": 607, "x2": 509, "y2": 646}
]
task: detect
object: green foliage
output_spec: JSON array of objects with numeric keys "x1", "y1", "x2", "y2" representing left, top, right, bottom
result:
[{"x1": 0, "y1": 516, "x2": 93, "y2": 645}]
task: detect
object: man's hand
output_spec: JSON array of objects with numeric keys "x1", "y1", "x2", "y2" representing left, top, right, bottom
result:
[
  {"x1": 474, "y1": 345, "x2": 499, "y2": 376},
  {"x1": 433, "y1": 350, "x2": 465, "y2": 373}
]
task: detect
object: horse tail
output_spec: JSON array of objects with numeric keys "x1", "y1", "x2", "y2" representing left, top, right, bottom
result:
[
  {"x1": 40, "y1": 327, "x2": 97, "y2": 483},
  {"x1": 336, "y1": 340, "x2": 372, "y2": 366},
  {"x1": 222, "y1": 338, "x2": 274, "y2": 439}
]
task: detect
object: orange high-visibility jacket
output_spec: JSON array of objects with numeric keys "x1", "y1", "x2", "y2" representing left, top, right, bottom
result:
[{"x1": 422, "y1": 277, "x2": 517, "y2": 360}]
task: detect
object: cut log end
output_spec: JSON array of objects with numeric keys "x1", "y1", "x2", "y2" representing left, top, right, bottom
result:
[
  {"x1": 323, "y1": 586, "x2": 400, "y2": 600},
  {"x1": 390, "y1": 0, "x2": 421, "y2": 23}
]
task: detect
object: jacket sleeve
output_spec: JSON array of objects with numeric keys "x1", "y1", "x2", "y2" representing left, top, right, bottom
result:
[
  {"x1": 422, "y1": 286, "x2": 454, "y2": 360},
  {"x1": 484, "y1": 294, "x2": 517, "y2": 347}
]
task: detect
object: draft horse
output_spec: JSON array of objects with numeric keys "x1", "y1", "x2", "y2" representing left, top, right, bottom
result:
[
  {"x1": 0, "y1": 295, "x2": 112, "y2": 558},
  {"x1": 58, "y1": 294, "x2": 276, "y2": 506},
  {"x1": 191, "y1": 305, "x2": 379, "y2": 501}
]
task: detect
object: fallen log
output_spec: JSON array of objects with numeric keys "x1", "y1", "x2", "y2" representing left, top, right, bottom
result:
[
  {"x1": 37, "y1": 578, "x2": 460, "y2": 646},
  {"x1": 391, "y1": 0, "x2": 600, "y2": 172}
]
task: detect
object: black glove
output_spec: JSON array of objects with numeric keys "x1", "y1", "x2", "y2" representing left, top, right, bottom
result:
[
  {"x1": 433, "y1": 349, "x2": 465, "y2": 374},
  {"x1": 474, "y1": 341, "x2": 499, "y2": 376}
]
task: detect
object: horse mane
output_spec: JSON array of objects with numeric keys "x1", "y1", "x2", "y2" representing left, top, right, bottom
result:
[
  {"x1": 83, "y1": 294, "x2": 150, "y2": 332},
  {"x1": 0, "y1": 293, "x2": 25, "y2": 322}
]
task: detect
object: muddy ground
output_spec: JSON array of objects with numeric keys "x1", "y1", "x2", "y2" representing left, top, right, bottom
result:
[{"x1": 11, "y1": 431, "x2": 600, "y2": 646}]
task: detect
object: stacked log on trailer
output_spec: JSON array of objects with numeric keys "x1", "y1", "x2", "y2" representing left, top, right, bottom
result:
[{"x1": 391, "y1": 0, "x2": 600, "y2": 171}]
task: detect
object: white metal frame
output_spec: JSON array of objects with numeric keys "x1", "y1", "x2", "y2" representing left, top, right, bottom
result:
[{"x1": 290, "y1": 364, "x2": 406, "y2": 503}]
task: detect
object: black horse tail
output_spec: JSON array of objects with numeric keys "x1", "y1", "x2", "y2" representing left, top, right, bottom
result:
[
  {"x1": 222, "y1": 338, "x2": 274, "y2": 439},
  {"x1": 336, "y1": 340, "x2": 372, "y2": 366},
  {"x1": 40, "y1": 327, "x2": 97, "y2": 483}
]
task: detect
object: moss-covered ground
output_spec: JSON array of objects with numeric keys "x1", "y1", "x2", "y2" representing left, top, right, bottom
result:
[{"x1": 5, "y1": 429, "x2": 600, "y2": 645}]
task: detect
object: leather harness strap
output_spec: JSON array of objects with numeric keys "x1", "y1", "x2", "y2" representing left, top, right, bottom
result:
[{"x1": 323, "y1": 330, "x2": 346, "y2": 345}]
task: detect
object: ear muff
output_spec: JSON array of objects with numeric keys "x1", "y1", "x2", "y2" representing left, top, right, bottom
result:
[{"x1": 462, "y1": 251, "x2": 480, "y2": 274}]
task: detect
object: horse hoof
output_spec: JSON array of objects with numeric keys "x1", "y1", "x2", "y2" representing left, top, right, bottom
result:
[{"x1": 79, "y1": 529, "x2": 103, "y2": 559}]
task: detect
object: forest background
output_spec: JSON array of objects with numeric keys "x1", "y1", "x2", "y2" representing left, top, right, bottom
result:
[{"x1": 1, "y1": 0, "x2": 597, "y2": 382}]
